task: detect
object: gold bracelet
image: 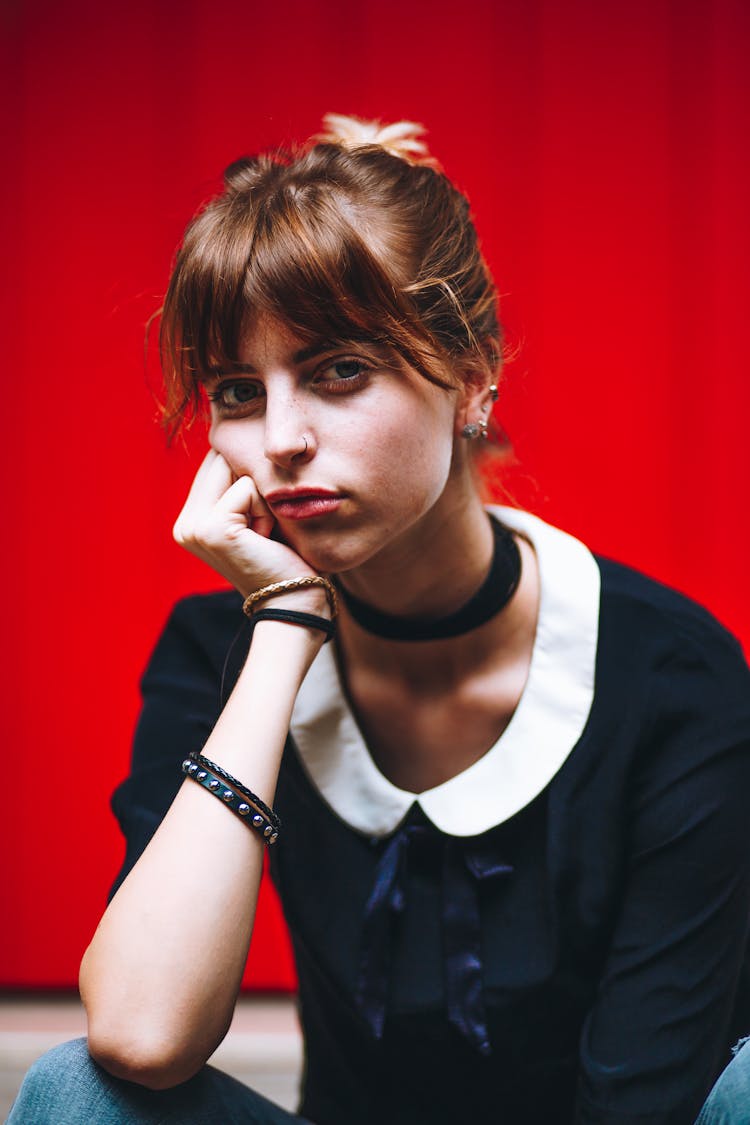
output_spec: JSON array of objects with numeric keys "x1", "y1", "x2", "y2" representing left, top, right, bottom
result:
[{"x1": 242, "y1": 576, "x2": 338, "y2": 620}]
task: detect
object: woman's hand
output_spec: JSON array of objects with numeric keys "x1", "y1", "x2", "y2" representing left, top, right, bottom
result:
[{"x1": 173, "y1": 450, "x2": 318, "y2": 597}]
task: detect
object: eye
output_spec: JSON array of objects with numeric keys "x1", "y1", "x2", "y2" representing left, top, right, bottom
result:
[
  {"x1": 206, "y1": 380, "x2": 264, "y2": 413},
  {"x1": 313, "y1": 357, "x2": 372, "y2": 389}
]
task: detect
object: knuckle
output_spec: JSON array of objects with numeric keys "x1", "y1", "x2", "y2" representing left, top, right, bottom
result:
[
  {"x1": 173, "y1": 517, "x2": 205, "y2": 548},
  {"x1": 199, "y1": 522, "x2": 224, "y2": 550}
]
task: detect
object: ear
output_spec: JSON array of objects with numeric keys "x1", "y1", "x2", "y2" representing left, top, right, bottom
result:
[{"x1": 454, "y1": 368, "x2": 497, "y2": 439}]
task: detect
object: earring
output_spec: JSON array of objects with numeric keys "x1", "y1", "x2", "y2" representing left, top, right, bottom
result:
[
  {"x1": 489, "y1": 383, "x2": 499, "y2": 402},
  {"x1": 462, "y1": 420, "x2": 488, "y2": 440}
]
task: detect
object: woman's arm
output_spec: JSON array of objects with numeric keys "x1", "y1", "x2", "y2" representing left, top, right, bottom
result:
[{"x1": 79, "y1": 452, "x2": 327, "y2": 1089}]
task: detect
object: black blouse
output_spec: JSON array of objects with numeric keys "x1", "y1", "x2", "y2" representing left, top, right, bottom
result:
[{"x1": 111, "y1": 510, "x2": 750, "y2": 1124}]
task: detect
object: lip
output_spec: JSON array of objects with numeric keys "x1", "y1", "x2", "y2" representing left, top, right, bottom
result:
[{"x1": 265, "y1": 487, "x2": 344, "y2": 521}]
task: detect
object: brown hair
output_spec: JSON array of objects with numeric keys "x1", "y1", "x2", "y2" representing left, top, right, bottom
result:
[{"x1": 159, "y1": 115, "x2": 502, "y2": 436}]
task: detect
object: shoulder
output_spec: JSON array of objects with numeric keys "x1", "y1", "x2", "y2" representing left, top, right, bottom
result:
[
  {"x1": 496, "y1": 503, "x2": 749, "y2": 725},
  {"x1": 485, "y1": 507, "x2": 750, "y2": 815},
  {"x1": 581, "y1": 560, "x2": 750, "y2": 816},
  {"x1": 595, "y1": 556, "x2": 750, "y2": 702},
  {"x1": 597, "y1": 555, "x2": 744, "y2": 656},
  {"x1": 165, "y1": 588, "x2": 244, "y2": 632},
  {"x1": 142, "y1": 590, "x2": 247, "y2": 689},
  {"x1": 496, "y1": 503, "x2": 744, "y2": 661}
]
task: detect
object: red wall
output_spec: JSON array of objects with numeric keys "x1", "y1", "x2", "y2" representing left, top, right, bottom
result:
[{"x1": 2, "y1": 0, "x2": 749, "y2": 990}]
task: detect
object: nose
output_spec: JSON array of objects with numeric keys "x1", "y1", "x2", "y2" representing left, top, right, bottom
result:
[{"x1": 263, "y1": 387, "x2": 315, "y2": 469}]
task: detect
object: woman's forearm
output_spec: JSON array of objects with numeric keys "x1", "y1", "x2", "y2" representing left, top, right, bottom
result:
[{"x1": 79, "y1": 618, "x2": 321, "y2": 1089}]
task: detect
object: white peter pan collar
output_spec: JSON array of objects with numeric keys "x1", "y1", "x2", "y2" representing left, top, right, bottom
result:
[{"x1": 289, "y1": 507, "x2": 600, "y2": 838}]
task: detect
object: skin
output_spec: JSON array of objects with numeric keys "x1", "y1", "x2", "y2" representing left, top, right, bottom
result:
[
  {"x1": 79, "y1": 312, "x2": 539, "y2": 1086},
  {"x1": 196, "y1": 314, "x2": 483, "y2": 596}
]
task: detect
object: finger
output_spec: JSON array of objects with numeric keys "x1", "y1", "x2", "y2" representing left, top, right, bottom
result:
[
  {"x1": 180, "y1": 450, "x2": 234, "y2": 514},
  {"x1": 211, "y1": 473, "x2": 258, "y2": 516},
  {"x1": 209, "y1": 475, "x2": 275, "y2": 538},
  {"x1": 174, "y1": 451, "x2": 236, "y2": 536},
  {"x1": 238, "y1": 480, "x2": 276, "y2": 538},
  {"x1": 249, "y1": 502, "x2": 276, "y2": 540},
  {"x1": 174, "y1": 451, "x2": 236, "y2": 543}
]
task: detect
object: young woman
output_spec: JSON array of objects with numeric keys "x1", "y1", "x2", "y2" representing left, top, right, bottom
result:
[{"x1": 9, "y1": 116, "x2": 750, "y2": 1125}]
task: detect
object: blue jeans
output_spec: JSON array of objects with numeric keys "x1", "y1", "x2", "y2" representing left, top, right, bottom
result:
[
  {"x1": 695, "y1": 1038, "x2": 750, "y2": 1125},
  {"x1": 7, "y1": 1036, "x2": 750, "y2": 1123},
  {"x1": 5, "y1": 1039, "x2": 309, "y2": 1124}
]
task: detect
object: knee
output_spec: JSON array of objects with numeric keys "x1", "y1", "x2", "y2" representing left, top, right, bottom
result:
[
  {"x1": 697, "y1": 1039, "x2": 750, "y2": 1125},
  {"x1": 26, "y1": 1037, "x2": 93, "y2": 1082},
  {"x1": 8, "y1": 1039, "x2": 97, "y2": 1123}
]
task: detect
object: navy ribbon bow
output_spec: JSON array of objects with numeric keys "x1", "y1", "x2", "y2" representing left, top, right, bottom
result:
[{"x1": 355, "y1": 816, "x2": 513, "y2": 1056}]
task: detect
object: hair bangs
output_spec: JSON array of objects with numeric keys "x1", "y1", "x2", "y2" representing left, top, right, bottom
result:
[
  {"x1": 159, "y1": 126, "x2": 497, "y2": 436},
  {"x1": 242, "y1": 190, "x2": 452, "y2": 389},
  {"x1": 160, "y1": 196, "x2": 261, "y2": 432}
]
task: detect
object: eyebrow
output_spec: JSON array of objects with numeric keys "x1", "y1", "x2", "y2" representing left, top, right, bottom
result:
[
  {"x1": 295, "y1": 340, "x2": 337, "y2": 364},
  {"x1": 211, "y1": 339, "x2": 339, "y2": 377}
]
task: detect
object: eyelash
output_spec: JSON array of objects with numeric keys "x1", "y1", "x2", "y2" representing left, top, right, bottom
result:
[
  {"x1": 206, "y1": 356, "x2": 374, "y2": 416},
  {"x1": 206, "y1": 383, "x2": 261, "y2": 413}
]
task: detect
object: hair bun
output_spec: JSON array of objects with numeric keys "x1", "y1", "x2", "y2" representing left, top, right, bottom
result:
[{"x1": 314, "y1": 113, "x2": 440, "y2": 168}]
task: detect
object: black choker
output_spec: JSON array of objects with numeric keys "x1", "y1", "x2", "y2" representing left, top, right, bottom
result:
[{"x1": 337, "y1": 516, "x2": 522, "y2": 641}]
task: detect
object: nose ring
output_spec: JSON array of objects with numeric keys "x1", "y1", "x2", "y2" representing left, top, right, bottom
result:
[{"x1": 302, "y1": 435, "x2": 308, "y2": 455}]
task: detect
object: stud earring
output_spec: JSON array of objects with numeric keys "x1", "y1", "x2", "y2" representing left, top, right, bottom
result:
[
  {"x1": 489, "y1": 384, "x2": 499, "y2": 402},
  {"x1": 462, "y1": 420, "x2": 488, "y2": 440}
]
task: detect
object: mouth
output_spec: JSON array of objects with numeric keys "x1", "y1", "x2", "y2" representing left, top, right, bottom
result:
[{"x1": 264, "y1": 488, "x2": 344, "y2": 521}]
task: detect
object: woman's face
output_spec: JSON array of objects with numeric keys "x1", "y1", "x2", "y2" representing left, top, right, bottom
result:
[{"x1": 206, "y1": 314, "x2": 465, "y2": 575}]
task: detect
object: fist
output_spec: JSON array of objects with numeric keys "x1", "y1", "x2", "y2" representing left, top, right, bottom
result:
[{"x1": 173, "y1": 450, "x2": 318, "y2": 597}]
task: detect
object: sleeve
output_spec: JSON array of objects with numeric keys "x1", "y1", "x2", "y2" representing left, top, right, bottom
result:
[
  {"x1": 575, "y1": 632, "x2": 750, "y2": 1124},
  {"x1": 109, "y1": 594, "x2": 246, "y2": 900}
]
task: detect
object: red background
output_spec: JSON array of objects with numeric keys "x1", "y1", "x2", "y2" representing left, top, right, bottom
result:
[{"x1": 2, "y1": 0, "x2": 748, "y2": 991}]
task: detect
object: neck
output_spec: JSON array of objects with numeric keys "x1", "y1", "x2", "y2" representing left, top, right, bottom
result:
[
  {"x1": 333, "y1": 484, "x2": 536, "y2": 682},
  {"x1": 337, "y1": 531, "x2": 538, "y2": 690},
  {"x1": 337, "y1": 490, "x2": 494, "y2": 622},
  {"x1": 337, "y1": 515, "x2": 519, "y2": 641}
]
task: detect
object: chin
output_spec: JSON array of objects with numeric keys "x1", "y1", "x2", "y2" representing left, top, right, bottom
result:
[{"x1": 283, "y1": 526, "x2": 383, "y2": 576}]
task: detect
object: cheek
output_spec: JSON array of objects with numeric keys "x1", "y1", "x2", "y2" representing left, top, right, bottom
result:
[
  {"x1": 208, "y1": 420, "x2": 260, "y2": 473},
  {"x1": 365, "y1": 404, "x2": 455, "y2": 513}
]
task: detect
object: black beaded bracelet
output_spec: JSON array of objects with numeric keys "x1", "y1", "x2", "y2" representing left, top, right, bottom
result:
[
  {"x1": 181, "y1": 758, "x2": 279, "y2": 844},
  {"x1": 250, "y1": 606, "x2": 336, "y2": 642},
  {"x1": 188, "y1": 752, "x2": 280, "y2": 829}
]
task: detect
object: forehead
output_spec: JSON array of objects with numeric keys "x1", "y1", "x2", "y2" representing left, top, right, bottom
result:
[{"x1": 236, "y1": 314, "x2": 338, "y2": 370}]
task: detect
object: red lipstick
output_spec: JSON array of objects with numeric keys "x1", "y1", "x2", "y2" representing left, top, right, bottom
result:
[{"x1": 265, "y1": 488, "x2": 343, "y2": 520}]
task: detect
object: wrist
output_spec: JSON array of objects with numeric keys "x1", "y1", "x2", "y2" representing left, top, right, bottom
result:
[
  {"x1": 242, "y1": 575, "x2": 337, "y2": 622},
  {"x1": 252, "y1": 587, "x2": 331, "y2": 616},
  {"x1": 242, "y1": 612, "x2": 326, "y2": 678}
]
